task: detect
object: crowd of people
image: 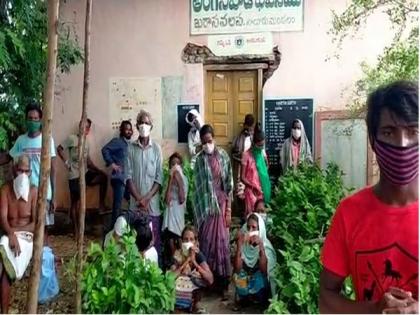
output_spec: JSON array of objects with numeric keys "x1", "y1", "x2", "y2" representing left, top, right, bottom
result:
[{"x1": 0, "y1": 80, "x2": 417, "y2": 313}]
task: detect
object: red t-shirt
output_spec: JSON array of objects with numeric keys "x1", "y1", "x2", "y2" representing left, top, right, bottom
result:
[{"x1": 321, "y1": 187, "x2": 418, "y2": 302}]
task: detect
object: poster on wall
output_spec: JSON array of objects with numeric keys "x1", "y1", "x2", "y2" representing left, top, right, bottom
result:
[
  {"x1": 191, "y1": 0, "x2": 304, "y2": 35},
  {"x1": 177, "y1": 104, "x2": 200, "y2": 143},
  {"x1": 109, "y1": 77, "x2": 162, "y2": 139},
  {"x1": 263, "y1": 98, "x2": 313, "y2": 177}
]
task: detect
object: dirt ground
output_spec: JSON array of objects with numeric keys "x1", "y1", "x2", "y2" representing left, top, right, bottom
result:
[{"x1": 8, "y1": 212, "x2": 264, "y2": 314}]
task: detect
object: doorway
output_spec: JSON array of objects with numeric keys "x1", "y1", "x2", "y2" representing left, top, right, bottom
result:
[{"x1": 205, "y1": 69, "x2": 260, "y2": 152}]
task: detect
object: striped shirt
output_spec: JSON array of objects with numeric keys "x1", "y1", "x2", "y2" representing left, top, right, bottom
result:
[{"x1": 125, "y1": 139, "x2": 163, "y2": 216}]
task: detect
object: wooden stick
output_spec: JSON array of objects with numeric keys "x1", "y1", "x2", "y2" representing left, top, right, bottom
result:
[
  {"x1": 26, "y1": 0, "x2": 59, "y2": 312},
  {"x1": 75, "y1": 0, "x2": 93, "y2": 313}
]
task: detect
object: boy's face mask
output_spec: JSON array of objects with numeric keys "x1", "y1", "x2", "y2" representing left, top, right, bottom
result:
[{"x1": 26, "y1": 120, "x2": 41, "y2": 133}]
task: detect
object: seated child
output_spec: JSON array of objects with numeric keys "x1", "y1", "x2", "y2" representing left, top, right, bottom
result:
[{"x1": 171, "y1": 226, "x2": 213, "y2": 313}]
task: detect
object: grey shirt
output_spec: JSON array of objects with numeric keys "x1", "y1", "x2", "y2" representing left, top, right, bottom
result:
[{"x1": 125, "y1": 139, "x2": 163, "y2": 216}]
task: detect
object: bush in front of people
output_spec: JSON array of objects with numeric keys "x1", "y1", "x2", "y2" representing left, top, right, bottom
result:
[
  {"x1": 266, "y1": 163, "x2": 353, "y2": 314},
  {"x1": 81, "y1": 231, "x2": 175, "y2": 313}
]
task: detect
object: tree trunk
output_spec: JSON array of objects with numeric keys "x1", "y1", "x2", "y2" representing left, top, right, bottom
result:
[
  {"x1": 75, "y1": 0, "x2": 93, "y2": 313},
  {"x1": 26, "y1": 0, "x2": 59, "y2": 313}
]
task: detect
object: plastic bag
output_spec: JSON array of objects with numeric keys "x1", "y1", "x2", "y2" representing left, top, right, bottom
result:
[{"x1": 38, "y1": 246, "x2": 59, "y2": 304}]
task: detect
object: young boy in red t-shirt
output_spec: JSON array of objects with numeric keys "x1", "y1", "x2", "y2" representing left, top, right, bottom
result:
[{"x1": 320, "y1": 81, "x2": 418, "y2": 314}]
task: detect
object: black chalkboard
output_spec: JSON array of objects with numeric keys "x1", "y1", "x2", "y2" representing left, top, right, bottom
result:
[
  {"x1": 264, "y1": 99, "x2": 314, "y2": 175},
  {"x1": 178, "y1": 104, "x2": 200, "y2": 143}
]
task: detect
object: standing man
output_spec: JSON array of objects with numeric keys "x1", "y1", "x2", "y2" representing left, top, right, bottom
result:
[
  {"x1": 101, "y1": 120, "x2": 133, "y2": 226},
  {"x1": 319, "y1": 81, "x2": 418, "y2": 313},
  {"x1": 185, "y1": 109, "x2": 204, "y2": 169},
  {"x1": 9, "y1": 102, "x2": 56, "y2": 241},
  {"x1": 57, "y1": 119, "x2": 108, "y2": 236},
  {"x1": 0, "y1": 155, "x2": 37, "y2": 314},
  {"x1": 125, "y1": 110, "x2": 163, "y2": 265}
]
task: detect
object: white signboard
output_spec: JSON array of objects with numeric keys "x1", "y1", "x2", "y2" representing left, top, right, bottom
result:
[
  {"x1": 191, "y1": 0, "x2": 304, "y2": 35},
  {"x1": 109, "y1": 77, "x2": 162, "y2": 139},
  {"x1": 208, "y1": 32, "x2": 273, "y2": 56}
]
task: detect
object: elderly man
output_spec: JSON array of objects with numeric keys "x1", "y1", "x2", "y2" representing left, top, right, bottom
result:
[
  {"x1": 125, "y1": 110, "x2": 163, "y2": 266},
  {"x1": 0, "y1": 155, "x2": 36, "y2": 313}
]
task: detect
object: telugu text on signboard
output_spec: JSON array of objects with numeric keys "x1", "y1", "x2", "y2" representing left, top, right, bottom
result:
[{"x1": 191, "y1": 0, "x2": 304, "y2": 35}]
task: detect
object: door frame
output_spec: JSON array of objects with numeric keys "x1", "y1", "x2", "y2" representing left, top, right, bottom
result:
[{"x1": 203, "y1": 63, "x2": 267, "y2": 129}]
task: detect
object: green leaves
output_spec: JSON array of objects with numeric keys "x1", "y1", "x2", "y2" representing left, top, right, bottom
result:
[
  {"x1": 266, "y1": 163, "x2": 353, "y2": 314},
  {"x1": 81, "y1": 231, "x2": 175, "y2": 314}
]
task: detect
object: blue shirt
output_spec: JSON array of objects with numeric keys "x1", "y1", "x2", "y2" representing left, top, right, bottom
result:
[
  {"x1": 9, "y1": 133, "x2": 56, "y2": 200},
  {"x1": 101, "y1": 136, "x2": 130, "y2": 182}
]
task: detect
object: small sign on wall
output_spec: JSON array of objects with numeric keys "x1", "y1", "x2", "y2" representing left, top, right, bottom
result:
[
  {"x1": 208, "y1": 32, "x2": 273, "y2": 56},
  {"x1": 177, "y1": 104, "x2": 200, "y2": 143}
]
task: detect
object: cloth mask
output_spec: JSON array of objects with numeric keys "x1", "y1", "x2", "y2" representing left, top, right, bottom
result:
[
  {"x1": 182, "y1": 241, "x2": 194, "y2": 256},
  {"x1": 374, "y1": 139, "x2": 418, "y2": 186},
  {"x1": 292, "y1": 128, "x2": 301, "y2": 140},
  {"x1": 244, "y1": 136, "x2": 252, "y2": 152},
  {"x1": 13, "y1": 173, "x2": 30, "y2": 202},
  {"x1": 26, "y1": 121, "x2": 41, "y2": 133},
  {"x1": 203, "y1": 143, "x2": 215, "y2": 155},
  {"x1": 138, "y1": 124, "x2": 151, "y2": 138}
]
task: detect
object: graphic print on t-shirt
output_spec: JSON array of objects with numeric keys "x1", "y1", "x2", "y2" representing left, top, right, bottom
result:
[{"x1": 355, "y1": 242, "x2": 418, "y2": 301}]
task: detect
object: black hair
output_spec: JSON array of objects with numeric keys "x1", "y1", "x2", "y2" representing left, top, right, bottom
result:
[
  {"x1": 244, "y1": 114, "x2": 255, "y2": 127},
  {"x1": 169, "y1": 152, "x2": 183, "y2": 166},
  {"x1": 119, "y1": 120, "x2": 132, "y2": 131},
  {"x1": 254, "y1": 198, "x2": 265, "y2": 209},
  {"x1": 367, "y1": 80, "x2": 418, "y2": 140},
  {"x1": 292, "y1": 119, "x2": 301, "y2": 128},
  {"x1": 181, "y1": 225, "x2": 198, "y2": 241},
  {"x1": 253, "y1": 123, "x2": 265, "y2": 143},
  {"x1": 247, "y1": 213, "x2": 259, "y2": 225},
  {"x1": 132, "y1": 216, "x2": 153, "y2": 252},
  {"x1": 199, "y1": 124, "x2": 214, "y2": 139},
  {"x1": 186, "y1": 112, "x2": 196, "y2": 123},
  {"x1": 25, "y1": 101, "x2": 43, "y2": 119}
]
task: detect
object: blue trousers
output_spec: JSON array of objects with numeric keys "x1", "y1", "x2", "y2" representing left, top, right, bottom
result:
[{"x1": 111, "y1": 179, "x2": 130, "y2": 225}]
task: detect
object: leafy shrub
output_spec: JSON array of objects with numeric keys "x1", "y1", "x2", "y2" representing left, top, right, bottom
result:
[
  {"x1": 82, "y1": 232, "x2": 175, "y2": 314},
  {"x1": 160, "y1": 158, "x2": 195, "y2": 225},
  {"x1": 266, "y1": 163, "x2": 353, "y2": 314}
]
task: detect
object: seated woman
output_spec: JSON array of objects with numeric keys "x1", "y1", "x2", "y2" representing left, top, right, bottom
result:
[
  {"x1": 171, "y1": 226, "x2": 213, "y2": 313},
  {"x1": 234, "y1": 213, "x2": 276, "y2": 308}
]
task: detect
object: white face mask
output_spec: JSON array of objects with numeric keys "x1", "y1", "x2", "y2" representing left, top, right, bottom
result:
[
  {"x1": 182, "y1": 241, "x2": 194, "y2": 256},
  {"x1": 203, "y1": 142, "x2": 215, "y2": 155},
  {"x1": 13, "y1": 173, "x2": 30, "y2": 202},
  {"x1": 243, "y1": 136, "x2": 252, "y2": 152},
  {"x1": 138, "y1": 124, "x2": 151, "y2": 138},
  {"x1": 292, "y1": 128, "x2": 301, "y2": 140}
]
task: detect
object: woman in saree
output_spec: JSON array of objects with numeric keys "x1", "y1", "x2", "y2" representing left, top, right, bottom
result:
[
  {"x1": 193, "y1": 124, "x2": 233, "y2": 300},
  {"x1": 240, "y1": 124, "x2": 271, "y2": 217},
  {"x1": 279, "y1": 119, "x2": 313, "y2": 174},
  {"x1": 234, "y1": 213, "x2": 277, "y2": 308}
]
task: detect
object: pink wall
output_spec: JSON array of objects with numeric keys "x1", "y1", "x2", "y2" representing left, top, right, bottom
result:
[{"x1": 54, "y1": 0, "x2": 392, "y2": 208}]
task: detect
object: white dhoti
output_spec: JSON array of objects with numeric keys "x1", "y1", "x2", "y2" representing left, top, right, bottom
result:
[{"x1": 0, "y1": 231, "x2": 33, "y2": 280}]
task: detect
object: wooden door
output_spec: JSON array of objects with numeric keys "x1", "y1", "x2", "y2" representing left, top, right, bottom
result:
[{"x1": 206, "y1": 70, "x2": 258, "y2": 152}]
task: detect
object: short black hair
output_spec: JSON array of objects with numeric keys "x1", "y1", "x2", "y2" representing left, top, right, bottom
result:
[
  {"x1": 292, "y1": 119, "x2": 300, "y2": 128},
  {"x1": 25, "y1": 101, "x2": 43, "y2": 119},
  {"x1": 169, "y1": 152, "x2": 183, "y2": 166},
  {"x1": 199, "y1": 124, "x2": 214, "y2": 139},
  {"x1": 132, "y1": 216, "x2": 153, "y2": 252},
  {"x1": 254, "y1": 199, "x2": 264, "y2": 209},
  {"x1": 244, "y1": 114, "x2": 255, "y2": 127},
  {"x1": 253, "y1": 123, "x2": 265, "y2": 143},
  {"x1": 119, "y1": 120, "x2": 132, "y2": 131},
  {"x1": 181, "y1": 225, "x2": 198, "y2": 241},
  {"x1": 366, "y1": 80, "x2": 418, "y2": 140}
]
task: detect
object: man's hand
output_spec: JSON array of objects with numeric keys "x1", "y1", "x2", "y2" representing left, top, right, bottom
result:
[
  {"x1": 137, "y1": 196, "x2": 151, "y2": 211},
  {"x1": 225, "y1": 208, "x2": 231, "y2": 228},
  {"x1": 111, "y1": 163, "x2": 122, "y2": 173},
  {"x1": 178, "y1": 193, "x2": 186, "y2": 205},
  {"x1": 49, "y1": 199, "x2": 56, "y2": 213},
  {"x1": 165, "y1": 192, "x2": 171, "y2": 207},
  {"x1": 377, "y1": 287, "x2": 416, "y2": 313},
  {"x1": 8, "y1": 233, "x2": 20, "y2": 257}
]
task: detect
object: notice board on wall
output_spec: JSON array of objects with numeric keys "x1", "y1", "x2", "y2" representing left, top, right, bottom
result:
[
  {"x1": 264, "y1": 98, "x2": 314, "y2": 177},
  {"x1": 177, "y1": 104, "x2": 200, "y2": 143}
]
